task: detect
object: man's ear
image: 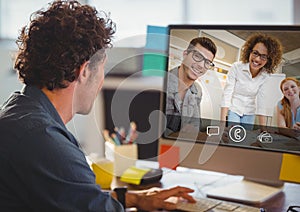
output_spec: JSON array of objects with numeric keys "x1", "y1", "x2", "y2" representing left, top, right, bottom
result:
[
  {"x1": 77, "y1": 61, "x2": 90, "y2": 83},
  {"x1": 183, "y1": 50, "x2": 188, "y2": 58}
]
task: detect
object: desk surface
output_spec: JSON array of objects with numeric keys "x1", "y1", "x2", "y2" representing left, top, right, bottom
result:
[{"x1": 111, "y1": 161, "x2": 300, "y2": 212}]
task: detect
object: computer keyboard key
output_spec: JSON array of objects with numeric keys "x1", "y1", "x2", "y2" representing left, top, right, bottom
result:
[
  {"x1": 176, "y1": 198, "x2": 221, "y2": 212},
  {"x1": 234, "y1": 206, "x2": 261, "y2": 212},
  {"x1": 176, "y1": 197, "x2": 261, "y2": 212},
  {"x1": 215, "y1": 202, "x2": 239, "y2": 210}
]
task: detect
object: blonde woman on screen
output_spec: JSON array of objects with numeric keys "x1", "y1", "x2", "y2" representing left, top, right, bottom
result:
[{"x1": 277, "y1": 77, "x2": 300, "y2": 130}]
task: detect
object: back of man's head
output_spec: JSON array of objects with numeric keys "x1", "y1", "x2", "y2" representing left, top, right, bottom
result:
[{"x1": 15, "y1": 0, "x2": 115, "y2": 90}]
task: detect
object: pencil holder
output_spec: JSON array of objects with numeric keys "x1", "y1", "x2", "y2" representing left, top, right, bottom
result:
[{"x1": 105, "y1": 141, "x2": 138, "y2": 176}]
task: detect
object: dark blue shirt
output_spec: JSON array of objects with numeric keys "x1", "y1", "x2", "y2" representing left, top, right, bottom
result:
[{"x1": 0, "y1": 85, "x2": 123, "y2": 212}]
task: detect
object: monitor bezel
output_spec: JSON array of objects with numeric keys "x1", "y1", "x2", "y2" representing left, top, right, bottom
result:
[{"x1": 161, "y1": 24, "x2": 300, "y2": 155}]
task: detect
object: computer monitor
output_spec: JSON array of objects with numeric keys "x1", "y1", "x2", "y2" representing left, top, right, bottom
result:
[{"x1": 158, "y1": 25, "x2": 300, "y2": 203}]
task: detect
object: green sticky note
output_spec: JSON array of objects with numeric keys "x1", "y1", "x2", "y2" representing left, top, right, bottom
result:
[{"x1": 142, "y1": 53, "x2": 167, "y2": 77}]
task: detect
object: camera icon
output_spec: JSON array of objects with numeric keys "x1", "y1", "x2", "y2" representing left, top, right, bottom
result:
[{"x1": 257, "y1": 131, "x2": 273, "y2": 143}]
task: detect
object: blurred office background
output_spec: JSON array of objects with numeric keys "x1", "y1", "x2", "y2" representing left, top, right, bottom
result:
[{"x1": 0, "y1": 0, "x2": 299, "y2": 158}]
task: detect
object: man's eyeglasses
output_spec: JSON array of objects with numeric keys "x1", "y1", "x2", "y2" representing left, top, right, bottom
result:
[
  {"x1": 251, "y1": 50, "x2": 268, "y2": 61},
  {"x1": 190, "y1": 50, "x2": 215, "y2": 70},
  {"x1": 287, "y1": 206, "x2": 300, "y2": 212}
]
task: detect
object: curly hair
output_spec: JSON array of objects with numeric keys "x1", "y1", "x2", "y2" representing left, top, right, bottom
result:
[
  {"x1": 240, "y1": 33, "x2": 283, "y2": 74},
  {"x1": 279, "y1": 77, "x2": 300, "y2": 128},
  {"x1": 15, "y1": 0, "x2": 115, "y2": 90}
]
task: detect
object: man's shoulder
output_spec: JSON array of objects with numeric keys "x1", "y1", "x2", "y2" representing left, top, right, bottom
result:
[
  {"x1": 0, "y1": 95, "x2": 54, "y2": 132},
  {"x1": 193, "y1": 82, "x2": 202, "y2": 98},
  {"x1": 0, "y1": 101, "x2": 73, "y2": 154},
  {"x1": 168, "y1": 67, "x2": 179, "y2": 76},
  {"x1": 0, "y1": 110, "x2": 52, "y2": 142}
]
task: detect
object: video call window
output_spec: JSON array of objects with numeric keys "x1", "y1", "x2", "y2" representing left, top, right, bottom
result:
[{"x1": 163, "y1": 25, "x2": 300, "y2": 154}]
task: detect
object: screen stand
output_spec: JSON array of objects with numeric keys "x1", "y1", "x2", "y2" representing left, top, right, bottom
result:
[{"x1": 205, "y1": 179, "x2": 283, "y2": 204}]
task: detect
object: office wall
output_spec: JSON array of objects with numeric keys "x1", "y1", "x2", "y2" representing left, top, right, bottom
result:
[
  {"x1": 295, "y1": 0, "x2": 300, "y2": 24},
  {"x1": 0, "y1": 0, "x2": 297, "y2": 158},
  {"x1": 0, "y1": 40, "x2": 22, "y2": 104}
]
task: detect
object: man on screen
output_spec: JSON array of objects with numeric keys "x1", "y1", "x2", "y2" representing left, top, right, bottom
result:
[{"x1": 166, "y1": 37, "x2": 217, "y2": 133}]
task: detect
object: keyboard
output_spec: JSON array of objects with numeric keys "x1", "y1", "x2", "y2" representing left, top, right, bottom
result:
[{"x1": 176, "y1": 197, "x2": 262, "y2": 212}]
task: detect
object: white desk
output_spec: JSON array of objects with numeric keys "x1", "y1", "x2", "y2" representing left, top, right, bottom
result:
[{"x1": 112, "y1": 160, "x2": 300, "y2": 212}]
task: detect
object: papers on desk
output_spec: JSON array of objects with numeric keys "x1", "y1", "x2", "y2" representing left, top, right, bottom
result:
[{"x1": 161, "y1": 167, "x2": 229, "y2": 198}]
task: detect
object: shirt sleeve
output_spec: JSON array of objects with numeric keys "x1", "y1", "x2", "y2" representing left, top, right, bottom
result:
[
  {"x1": 194, "y1": 81, "x2": 202, "y2": 117},
  {"x1": 11, "y1": 124, "x2": 124, "y2": 212},
  {"x1": 221, "y1": 64, "x2": 237, "y2": 107},
  {"x1": 277, "y1": 100, "x2": 283, "y2": 110}
]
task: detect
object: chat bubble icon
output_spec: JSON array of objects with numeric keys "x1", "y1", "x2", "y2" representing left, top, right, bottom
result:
[{"x1": 207, "y1": 126, "x2": 219, "y2": 136}]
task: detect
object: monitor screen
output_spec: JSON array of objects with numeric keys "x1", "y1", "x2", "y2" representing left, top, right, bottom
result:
[{"x1": 162, "y1": 25, "x2": 300, "y2": 155}]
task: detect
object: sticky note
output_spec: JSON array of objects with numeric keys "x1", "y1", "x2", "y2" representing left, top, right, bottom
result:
[
  {"x1": 145, "y1": 25, "x2": 168, "y2": 51},
  {"x1": 158, "y1": 144, "x2": 180, "y2": 170},
  {"x1": 142, "y1": 25, "x2": 168, "y2": 77},
  {"x1": 142, "y1": 53, "x2": 167, "y2": 77},
  {"x1": 120, "y1": 166, "x2": 150, "y2": 185},
  {"x1": 280, "y1": 153, "x2": 300, "y2": 183}
]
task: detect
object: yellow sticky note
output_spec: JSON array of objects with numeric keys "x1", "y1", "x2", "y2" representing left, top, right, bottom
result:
[
  {"x1": 280, "y1": 153, "x2": 300, "y2": 183},
  {"x1": 120, "y1": 166, "x2": 150, "y2": 185}
]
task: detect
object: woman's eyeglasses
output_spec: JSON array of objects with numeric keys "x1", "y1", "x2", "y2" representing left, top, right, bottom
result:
[
  {"x1": 251, "y1": 50, "x2": 268, "y2": 61},
  {"x1": 190, "y1": 50, "x2": 215, "y2": 70}
]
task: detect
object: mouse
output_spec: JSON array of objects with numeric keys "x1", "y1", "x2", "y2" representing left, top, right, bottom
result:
[{"x1": 140, "y1": 168, "x2": 163, "y2": 185}]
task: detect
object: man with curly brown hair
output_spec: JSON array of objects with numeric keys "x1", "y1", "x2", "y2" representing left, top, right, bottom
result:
[{"x1": 0, "y1": 1, "x2": 195, "y2": 211}]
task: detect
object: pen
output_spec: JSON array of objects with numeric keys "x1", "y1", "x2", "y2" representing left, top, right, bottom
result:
[
  {"x1": 103, "y1": 122, "x2": 138, "y2": 146},
  {"x1": 102, "y1": 130, "x2": 115, "y2": 145},
  {"x1": 125, "y1": 124, "x2": 132, "y2": 144},
  {"x1": 111, "y1": 133, "x2": 122, "y2": 146},
  {"x1": 119, "y1": 127, "x2": 126, "y2": 141},
  {"x1": 114, "y1": 127, "x2": 126, "y2": 144},
  {"x1": 127, "y1": 122, "x2": 137, "y2": 144},
  {"x1": 114, "y1": 127, "x2": 124, "y2": 144}
]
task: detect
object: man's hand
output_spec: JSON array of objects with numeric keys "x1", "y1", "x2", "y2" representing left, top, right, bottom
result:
[{"x1": 126, "y1": 186, "x2": 196, "y2": 211}]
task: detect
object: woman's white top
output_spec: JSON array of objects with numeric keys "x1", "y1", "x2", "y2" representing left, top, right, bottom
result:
[{"x1": 221, "y1": 61, "x2": 269, "y2": 116}]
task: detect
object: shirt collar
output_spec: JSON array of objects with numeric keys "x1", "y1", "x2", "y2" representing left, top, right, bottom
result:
[
  {"x1": 168, "y1": 67, "x2": 198, "y2": 94},
  {"x1": 21, "y1": 85, "x2": 66, "y2": 129},
  {"x1": 243, "y1": 62, "x2": 268, "y2": 77}
]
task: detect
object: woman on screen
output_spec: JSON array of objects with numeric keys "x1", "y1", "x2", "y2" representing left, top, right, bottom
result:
[
  {"x1": 277, "y1": 77, "x2": 300, "y2": 129},
  {"x1": 220, "y1": 33, "x2": 283, "y2": 129}
]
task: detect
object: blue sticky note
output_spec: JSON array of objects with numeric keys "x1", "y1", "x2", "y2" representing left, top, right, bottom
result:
[
  {"x1": 142, "y1": 25, "x2": 168, "y2": 77},
  {"x1": 145, "y1": 25, "x2": 168, "y2": 51}
]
